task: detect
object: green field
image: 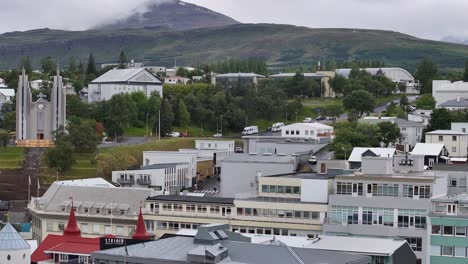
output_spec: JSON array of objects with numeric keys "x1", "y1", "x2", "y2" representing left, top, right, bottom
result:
[{"x1": 0, "y1": 147, "x2": 24, "y2": 168}]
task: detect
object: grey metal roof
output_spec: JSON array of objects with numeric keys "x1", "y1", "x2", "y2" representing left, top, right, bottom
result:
[
  {"x1": 222, "y1": 154, "x2": 296, "y2": 164},
  {"x1": 147, "y1": 195, "x2": 234, "y2": 205},
  {"x1": 216, "y1": 73, "x2": 266, "y2": 78},
  {"x1": 0, "y1": 223, "x2": 30, "y2": 251},
  {"x1": 93, "y1": 236, "x2": 370, "y2": 264},
  {"x1": 140, "y1": 162, "x2": 187, "y2": 170},
  {"x1": 269, "y1": 73, "x2": 326, "y2": 79},
  {"x1": 263, "y1": 172, "x2": 334, "y2": 180},
  {"x1": 394, "y1": 118, "x2": 426, "y2": 127},
  {"x1": 439, "y1": 98, "x2": 468, "y2": 108},
  {"x1": 36, "y1": 182, "x2": 154, "y2": 215},
  {"x1": 91, "y1": 68, "x2": 162, "y2": 84}
]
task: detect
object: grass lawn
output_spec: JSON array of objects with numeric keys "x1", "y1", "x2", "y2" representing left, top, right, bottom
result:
[
  {"x1": 0, "y1": 147, "x2": 24, "y2": 168},
  {"x1": 123, "y1": 127, "x2": 147, "y2": 137}
]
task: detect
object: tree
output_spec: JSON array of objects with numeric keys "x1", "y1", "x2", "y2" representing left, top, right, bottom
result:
[
  {"x1": 414, "y1": 58, "x2": 439, "y2": 94},
  {"x1": 41, "y1": 56, "x2": 57, "y2": 76},
  {"x1": 322, "y1": 103, "x2": 343, "y2": 121},
  {"x1": 464, "y1": 61, "x2": 468, "y2": 82},
  {"x1": 86, "y1": 53, "x2": 97, "y2": 76},
  {"x1": 118, "y1": 50, "x2": 128, "y2": 69},
  {"x1": 377, "y1": 121, "x2": 401, "y2": 147},
  {"x1": 67, "y1": 118, "x2": 99, "y2": 153},
  {"x1": 105, "y1": 94, "x2": 137, "y2": 137},
  {"x1": 426, "y1": 108, "x2": 452, "y2": 132},
  {"x1": 0, "y1": 130, "x2": 8, "y2": 147},
  {"x1": 20, "y1": 56, "x2": 33, "y2": 75},
  {"x1": 343, "y1": 90, "x2": 376, "y2": 118},
  {"x1": 332, "y1": 121, "x2": 380, "y2": 159},
  {"x1": 159, "y1": 99, "x2": 174, "y2": 136},
  {"x1": 45, "y1": 140, "x2": 75, "y2": 175},
  {"x1": 178, "y1": 100, "x2": 190, "y2": 128},
  {"x1": 330, "y1": 75, "x2": 347, "y2": 95},
  {"x1": 66, "y1": 95, "x2": 89, "y2": 119},
  {"x1": 397, "y1": 82, "x2": 407, "y2": 93},
  {"x1": 415, "y1": 94, "x2": 436, "y2": 110}
]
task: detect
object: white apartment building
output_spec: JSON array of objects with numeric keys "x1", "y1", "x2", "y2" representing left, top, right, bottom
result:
[
  {"x1": 143, "y1": 151, "x2": 197, "y2": 186},
  {"x1": 281, "y1": 122, "x2": 334, "y2": 142},
  {"x1": 432, "y1": 80, "x2": 468, "y2": 107},
  {"x1": 112, "y1": 162, "x2": 190, "y2": 191},
  {"x1": 451, "y1": 122, "x2": 468, "y2": 133},
  {"x1": 425, "y1": 130, "x2": 468, "y2": 158}
]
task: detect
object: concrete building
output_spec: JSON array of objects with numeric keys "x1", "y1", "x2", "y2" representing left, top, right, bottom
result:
[
  {"x1": 0, "y1": 223, "x2": 31, "y2": 264},
  {"x1": 429, "y1": 193, "x2": 468, "y2": 263},
  {"x1": 432, "y1": 80, "x2": 468, "y2": 107},
  {"x1": 408, "y1": 110, "x2": 432, "y2": 126},
  {"x1": 411, "y1": 143, "x2": 449, "y2": 168},
  {"x1": 269, "y1": 71, "x2": 336, "y2": 98},
  {"x1": 143, "y1": 151, "x2": 197, "y2": 187},
  {"x1": 144, "y1": 172, "x2": 334, "y2": 239},
  {"x1": 323, "y1": 154, "x2": 447, "y2": 264},
  {"x1": 28, "y1": 182, "x2": 155, "y2": 242},
  {"x1": 438, "y1": 97, "x2": 468, "y2": 110},
  {"x1": 212, "y1": 73, "x2": 265, "y2": 88},
  {"x1": 242, "y1": 135, "x2": 328, "y2": 156},
  {"x1": 0, "y1": 88, "x2": 14, "y2": 104},
  {"x1": 451, "y1": 122, "x2": 468, "y2": 134},
  {"x1": 281, "y1": 122, "x2": 334, "y2": 143},
  {"x1": 164, "y1": 76, "x2": 191, "y2": 85},
  {"x1": 219, "y1": 154, "x2": 297, "y2": 198},
  {"x1": 92, "y1": 224, "x2": 371, "y2": 264},
  {"x1": 112, "y1": 163, "x2": 191, "y2": 191},
  {"x1": 347, "y1": 147, "x2": 397, "y2": 169},
  {"x1": 425, "y1": 130, "x2": 468, "y2": 158},
  {"x1": 336, "y1": 67, "x2": 417, "y2": 93},
  {"x1": 87, "y1": 68, "x2": 163, "y2": 103}
]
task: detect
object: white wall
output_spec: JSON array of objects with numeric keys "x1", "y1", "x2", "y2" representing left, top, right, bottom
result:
[
  {"x1": 451, "y1": 123, "x2": 468, "y2": 133},
  {"x1": 425, "y1": 134, "x2": 468, "y2": 157},
  {"x1": 432, "y1": 80, "x2": 468, "y2": 106},
  {"x1": 88, "y1": 83, "x2": 163, "y2": 103},
  {"x1": 281, "y1": 123, "x2": 333, "y2": 139},
  {"x1": 195, "y1": 140, "x2": 235, "y2": 152},
  {"x1": 300, "y1": 179, "x2": 329, "y2": 203},
  {"x1": 143, "y1": 152, "x2": 197, "y2": 186},
  {"x1": 0, "y1": 248, "x2": 30, "y2": 264}
]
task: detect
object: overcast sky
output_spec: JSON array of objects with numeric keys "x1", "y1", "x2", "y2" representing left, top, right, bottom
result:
[{"x1": 1, "y1": 0, "x2": 467, "y2": 41}]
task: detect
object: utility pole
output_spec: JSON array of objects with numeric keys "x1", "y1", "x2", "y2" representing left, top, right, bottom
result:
[
  {"x1": 145, "y1": 112, "x2": 149, "y2": 137},
  {"x1": 285, "y1": 104, "x2": 288, "y2": 124},
  {"x1": 158, "y1": 110, "x2": 161, "y2": 141},
  {"x1": 220, "y1": 115, "x2": 223, "y2": 135}
]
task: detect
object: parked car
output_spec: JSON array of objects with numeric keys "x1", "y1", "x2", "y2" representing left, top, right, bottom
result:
[
  {"x1": 316, "y1": 116, "x2": 326, "y2": 121},
  {"x1": 213, "y1": 133, "x2": 222, "y2": 138},
  {"x1": 235, "y1": 146, "x2": 244, "y2": 153},
  {"x1": 271, "y1": 122, "x2": 284, "y2": 132},
  {"x1": 167, "y1": 132, "x2": 180, "y2": 137},
  {"x1": 308, "y1": 155, "x2": 317, "y2": 164},
  {"x1": 242, "y1": 126, "x2": 259, "y2": 136},
  {"x1": 303, "y1": 118, "x2": 313, "y2": 123}
]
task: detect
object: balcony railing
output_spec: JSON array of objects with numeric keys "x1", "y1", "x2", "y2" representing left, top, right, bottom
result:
[
  {"x1": 137, "y1": 178, "x2": 151, "y2": 185},
  {"x1": 117, "y1": 178, "x2": 135, "y2": 185}
]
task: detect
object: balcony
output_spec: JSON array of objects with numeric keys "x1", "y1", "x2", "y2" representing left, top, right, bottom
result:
[
  {"x1": 117, "y1": 178, "x2": 135, "y2": 185},
  {"x1": 137, "y1": 178, "x2": 151, "y2": 185}
]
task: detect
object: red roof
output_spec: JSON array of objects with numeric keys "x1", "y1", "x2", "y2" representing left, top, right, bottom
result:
[{"x1": 31, "y1": 235, "x2": 100, "y2": 262}]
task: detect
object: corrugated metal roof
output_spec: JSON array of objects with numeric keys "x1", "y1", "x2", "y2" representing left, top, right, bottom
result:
[
  {"x1": 411, "y1": 143, "x2": 445, "y2": 156},
  {"x1": 348, "y1": 147, "x2": 396, "y2": 162},
  {"x1": 91, "y1": 68, "x2": 161, "y2": 83},
  {"x1": 0, "y1": 223, "x2": 30, "y2": 250}
]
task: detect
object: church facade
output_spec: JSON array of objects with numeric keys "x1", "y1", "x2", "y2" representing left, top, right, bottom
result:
[{"x1": 16, "y1": 69, "x2": 66, "y2": 146}]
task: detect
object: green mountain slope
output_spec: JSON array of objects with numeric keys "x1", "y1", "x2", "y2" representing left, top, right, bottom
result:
[{"x1": 1, "y1": 24, "x2": 468, "y2": 71}]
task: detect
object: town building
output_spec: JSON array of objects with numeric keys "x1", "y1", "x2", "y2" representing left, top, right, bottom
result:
[
  {"x1": 438, "y1": 97, "x2": 468, "y2": 111},
  {"x1": 269, "y1": 72, "x2": 336, "y2": 98},
  {"x1": 92, "y1": 224, "x2": 371, "y2": 264},
  {"x1": 280, "y1": 122, "x2": 334, "y2": 143},
  {"x1": 433, "y1": 80, "x2": 468, "y2": 107},
  {"x1": 143, "y1": 151, "x2": 197, "y2": 187},
  {"x1": 429, "y1": 193, "x2": 468, "y2": 263},
  {"x1": 219, "y1": 154, "x2": 298, "y2": 198},
  {"x1": 28, "y1": 182, "x2": 155, "y2": 242},
  {"x1": 323, "y1": 154, "x2": 447, "y2": 264},
  {"x1": 0, "y1": 223, "x2": 31, "y2": 264},
  {"x1": 347, "y1": 147, "x2": 397, "y2": 169},
  {"x1": 212, "y1": 73, "x2": 265, "y2": 88},
  {"x1": 16, "y1": 69, "x2": 65, "y2": 147},
  {"x1": 411, "y1": 143, "x2": 449, "y2": 168},
  {"x1": 0, "y1": 88, "x2": 14, "y2": 105},
  {"x1": 242, "y1": 134, "x2": 329, "y2": 156},
  {"x1": 87, "y1": 68, "x2": 163, "y2": 103},
  {"x1": 451, "y1": 122, "x2": 468, "y2": 133},
  {"x1": 144, "y1": 172, "x2": 334, "y2": 239},
  {"x1": 336, "y1": 67, "x2": 417, "y2": 93},
  {"x1": 164, "y1": 76, "x2": 191, "y2": 85},
  {"x1": 29, "y1": 79, "x2": 51, "y2": 90},
  {"x1": 100, "y1": 59, "x2": 145, "y2": 69},
  {"x1": 408, "y1": 110, "x2": 432, "y2": 126},
  {"x1": 425, "y1": 130, "x2": 468, "y2": 158}
]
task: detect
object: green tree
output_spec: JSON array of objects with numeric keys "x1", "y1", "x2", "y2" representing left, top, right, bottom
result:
[
  {"x1": 159, "y1": 99, "x2": 174, "y2": 136},
  {"x1": 330, "y1": 75, "x2": 348, "y2": 95},
  {"x1": 41, "y1": 56, "x2": 57, "y2": 76},
  {"x1": 343, "y1": 90, "x2": 376, "y2": 118},
  {"x1": 20, "y1": 56, "x2": 33, "y2": 76},
  {"x1": 66, "y1": 95, "x2": 89, "y2": 119},
  {"x1": 86, "y1": 53, "x2": 97, "y2": 76},
  {"x1": 105, "y1": 94, "x2": 137, "y2": 137},
  {"x1": 322, "y1": 103, "x2": 343, "y2": 121},
  {"x1": 397, "y1": 82, "x2": 407, "y2": 93},
  {"x1": 130, "y1": 91, "x2": 149, "y2": 128},
  {"x1": 0, "y1": 131, "x2": 8, "y2": 147},
  {"x1": 67, "y1": 118, "x2": 99, "y2": 153},
  {"x1": 45, "y1": 140, "x2": 75, "y2": 175},
  {"x1": 414, "y1": 58, "x2": 439, "y2": 94},
  {"x1": 426, "y1": 108, "x2": 452, "y2": 132},
  {"x1": 415, "y1": 94, "x2": 436, "y2": 110},
  {"x1": 178, "y1": 100, "x2": 190, "y2": 128},
  {"x1": 463, "y1": 61, "x2": 468, "y2": 82},
  {"x1": 332, "y1": 121, "x2": 380, "y2": 159},
  {"x1": 118, "y1": 50, "x2": 128, "y2": 69},
  {"x1": 377, "y1": 121, "x2": 401, "y2": 147}
]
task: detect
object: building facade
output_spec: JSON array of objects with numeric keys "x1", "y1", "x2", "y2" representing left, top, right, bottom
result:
[{"x1": 425, "y1": 130, "x2": 468, "y2": 158}]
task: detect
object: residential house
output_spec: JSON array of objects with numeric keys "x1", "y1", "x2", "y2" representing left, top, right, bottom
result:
[
  {"x1": 143, "y1": 151, "x2": 197, "y2": 187},
  {"x1": 438, "y1": 97, "x2": 468, "y2": 110},
  {"x1": 280, "y1": 122, "x2": 334, "y2": 143},
  {"x1": 411, "y1": 143, "x2": 449, "y2": 168},
  {"x1": 323, "y1": 154, "x2": 448, "y2": 264},
  {"x1": 92, "y1": 224, "x2": 371, "y2": 264},
  {"x1": 451, "y1": 122, "x2": 468, "y2": 134},
  {"x1": 432, "y1": 80, "x2": 468, "y2": 107},
  {"x1": 164, "y1": 76, "x2": 191, "y2": 85},
  {"x1": 87, "y1": 68, "x2": 163, "y2": 103},
  {"x1": 347, "y1": 147, "x2": 397, "y2": 169},
  {"x1": 0, "y1": 88, "x2": 14, "y2": 104},
  {"x1": 425, "y1": 130, "x2": 468, "y2": 158}
]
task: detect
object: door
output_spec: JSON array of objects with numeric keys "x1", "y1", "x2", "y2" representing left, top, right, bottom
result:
[
  {"x1": 222, "y1": 207, "x2": 226, "y2": 217},
  {"x1": 429, "y1": 158, "x2": 435, "y2": 168}
]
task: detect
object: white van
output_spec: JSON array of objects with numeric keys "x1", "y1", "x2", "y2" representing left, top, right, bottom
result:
[
  {"x1": 271, "y1": 122, "x2": 284, "y2": 132},
  {"x1": 242, "y1": 126, "x2": 259, "y2": 136}
]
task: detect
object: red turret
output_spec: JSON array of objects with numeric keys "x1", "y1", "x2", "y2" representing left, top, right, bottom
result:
[
  {"x1": 63, "y1": 201, "x2": 81, "y2": 237},
  {"x1": 132, "y1": 206, "x2": 150, "y2": 240}
]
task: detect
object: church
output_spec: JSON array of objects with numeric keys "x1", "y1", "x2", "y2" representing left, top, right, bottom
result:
[{"x1": 16, "y1": 68, "x2": 66, "y2": 147}]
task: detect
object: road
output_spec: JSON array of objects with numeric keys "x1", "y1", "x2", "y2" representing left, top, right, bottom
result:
[
  {"x1": 339, "y1": 95, "x2": 418, "y2": 120},
  {"x1": 98, "y1": 136, "x2": 150, "y2": 148}
]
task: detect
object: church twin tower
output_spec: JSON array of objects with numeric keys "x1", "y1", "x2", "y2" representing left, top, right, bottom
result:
[{"x1": 16, "y1": 68, "x2": 66, "y2": 147}]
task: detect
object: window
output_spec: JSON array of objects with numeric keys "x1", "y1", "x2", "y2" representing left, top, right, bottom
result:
[
  {"x1": 444, "y1": 226, "x2": 454, "y2": 235},
  {"x1": 104, "y1": 225, "x2": 111, "y2": 234},
  {"x1": 371, "y1": 184, "x2": 398, "y2": 197},
  {"x1": 58, "y1": 223, "x2": 65, "y2": 231},
  {"x1": 397, "y1": 209, "x2": 426, "y2": 229},
  {"x1": 403, "y1": 185, "x2": 431, "y2": 198},
  {"x1": 452, "y1": 147, "x2": 457, "y2": 153},
  {"x1": 186, "y1": 204, "x2": 196, "y2": 212},
  {"x1": 46, "y1": 222, "x2": 54, "y2": 231},
  {"x1": 362, "y1": 208, "x2": 394, "y2": 226},
  {"x1": 81, "y1": 223, "x2": 88, "y2": 233},
  {"x1": 463, "y1": 128, "x2": 467, "y2": 133},
  {"x1": 330, "y1": 206, "x2": 358, "y2": 225},
  {"x1": 296, "y1": 130, "x2": 300, "y2": 135},
  {"x1": 174, "y1": 204, "x2": 183, "y2": 211},
  {"x1": 431, "y1": 245, "x2": 441, "y2": 256},
  {"x1": 450, "y1": 178, "x2": 458, "y2": 187},
  {"x1": 432, "y1": 225, "x2": 442, "y2": 235},
  {"x1": 59, "y1": 254, "x2": 68, "y2": 262},
  {"x1": 293, "y1": 186, "x2": 300, "y2": 194},
  {"x1": 116, "y1": 226, "x2": 124, "y2": 236},
  {"x1": 455, "y1": 247, "x2": 465, "y2": 257},
  {"x1": 93, "y1": 224, "x2": 100, "y2": 234},
  {"x1": 285, "y1": 130, "x2": 289, "y2": 135},
  {"x1": 374, "y1": 256, "x2": 385, "y2": 264},
  {"x1": 402, "y1": 127, "x2": 407, "y2": 131},
  {"x1": 305, "y1": 130, "x2": 309, "y2": 135},
  {"x1": 197, "y1": 205, "x2": 207, "y2": 213},
  {"x1": 442, "y1": 245, "x2": 453, "y2": 256},
  {"x1": 447, "y1": 204, "x2": 457, "y2": 215},
  {"x1": 453, "y1": 136, "x2": 457, "y2": 142},
  {"x1": 311, "y1": 212, "x2": 320, "y2": 220},
  {"x1": 262, "y1": 185, "x2": 268, "y2": 193},
  {"x1": 405, "y1": 237, "x2": 422, "y2": 252}
]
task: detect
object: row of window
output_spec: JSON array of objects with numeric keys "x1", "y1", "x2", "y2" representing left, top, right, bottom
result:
[
  {"x1": 431, "y1": 245, "x2": 468, "y2": 258},
  {"x1": 284, "y1": 130, "x2": 315, "y2": 136},
  {"x1": 335, "y1": 182, "x2": 431, "y2": 198},
  {"x1": 433, "y1": 203, "x2": 468, "y2": 215},
  {"x1": 432, "y1": 225, "x2": 468, "y2": 236},
  {"x1": 236, "y1": 207, "x2": 320, "y2": 220},
  {"x1": 330, "y1": 206, "x2": 426, "y2": 228},
  {"x1": 153, "y1": 203, "x2": 232, "y2": 215},
  {"x1": 61, "y1": 206, "x2": 127, "y2": 216},
  {"x1": 46, "y1": 222, "x2": 133, "y2": 236},
  {"x1": 261, "y1": 185, "x2": 301, "y2": 195}
]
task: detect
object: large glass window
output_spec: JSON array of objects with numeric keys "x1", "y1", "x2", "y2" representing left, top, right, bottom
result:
[
  {"x1": 397, "y1": 209, "x2": 426, "y2": 229},
  {"x1": 456, "y1": 226, "x2": 466, "y2": 236},
  {"x1": 330, "y1": 206, "x2": 358, "y2": 225},
  {"x1": 431, "y1": 225, "x2": 442, "y2": 235},
  {"x1": 444, "y1": 226, "x2": 454, "y2": 235},
  {"x1": 405, "y1": 237, "x2": 422, "y2": 252},
  {"x1": 455, "y1": 247, "x2": 465, "y2": 257},
  {"x1": 337, "y1": 182, "x2": 352, "y2": 195},
  {"x1": 362, "y1": 208, "x2": 394, "y2": 226},
  {"x1": 371, "y1": 184, "x2": 398, "y2": 197},
  {"x1": 442, "y1": 246, "x2": 453, "y2": 256}
]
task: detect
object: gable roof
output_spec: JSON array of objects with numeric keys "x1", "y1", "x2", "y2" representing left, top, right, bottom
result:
[
  {"x1": 0, "y1": 223, "x2": 30, "y2": 250},
  {"x1": 0, "y1": 88, "x2": 15, "y2": 97},
  {"x1": 348, "y1": 147, "x2": 396, "y2": 162},
  {"x1": 91, "y1": 68, "x2": 161, "y2": 84},
  {"x1": 31, "y1": 235, "x2": 99, "y2": 262},
  {"x1": 411, "y1": 143, "x2": 445, "y2": 156}
]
